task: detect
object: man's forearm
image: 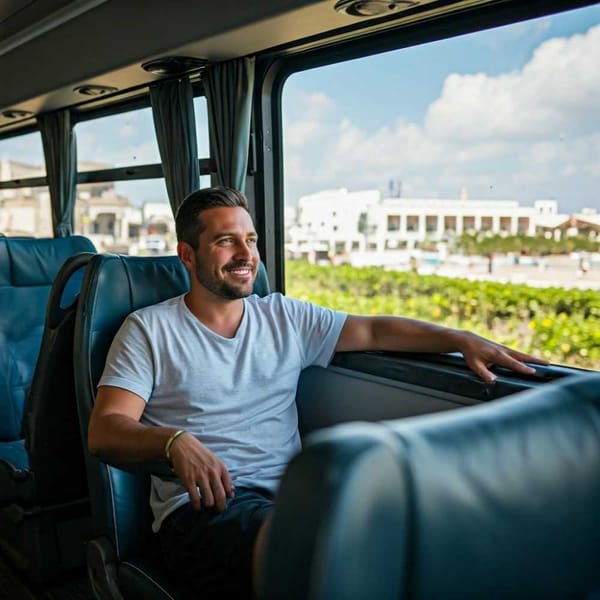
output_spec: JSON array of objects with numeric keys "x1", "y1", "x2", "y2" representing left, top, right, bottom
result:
[
  {"x1": 370, "y1": 315, "x2": 464, "y2": 353},
  {"x1": 88, "y1": 413, "x2": 179, "y2": 463}
]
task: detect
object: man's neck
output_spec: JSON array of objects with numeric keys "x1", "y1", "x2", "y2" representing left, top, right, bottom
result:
[{"x1": 184, "y1": 287, "x2": 245, "y2": 339}]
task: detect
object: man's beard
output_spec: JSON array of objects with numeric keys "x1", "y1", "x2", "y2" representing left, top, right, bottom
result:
[{"x1": 195, "y1": 259, "x2": 255, "y2": 299}]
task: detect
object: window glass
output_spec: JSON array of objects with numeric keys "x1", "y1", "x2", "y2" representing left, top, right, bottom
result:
[
  {"x1": 76, "y1": 106, "x2": 161, "y2": 171},
  {"x1": 283, "y1": 5, "x2": 600, "y2": 369},
  {"x1": 1, "y1": 93, "x2": 208, "y2": 242},
  {"x1": 75, "y1": 106, "x2": 172, "y2": 254},
  {"x1": 194, "y1": 95, "x2": 212, "y2": 188},
  {"x1": 75, "y1": 179, "x2": 176, "y2": 255},
  {"x1": 0, "y1": 131, "x2": 46, "y2": 181},
  {"x1": 194, "y1": 96, "x2": 210, "y2": 156},
  {"x1": 0, "y1": 185, "x2": 52, "y2": 237},
  {"x1": 0, "y1": 131, "x2": 49, "y2": 237}
]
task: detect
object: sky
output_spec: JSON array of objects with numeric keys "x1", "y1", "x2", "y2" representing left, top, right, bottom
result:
[
  {"x1": 282, "y1": 4, "x2": 600, "y2": 213},
  {"x1": 1, "y1": 4, "x2": 599, "y2": 215}
]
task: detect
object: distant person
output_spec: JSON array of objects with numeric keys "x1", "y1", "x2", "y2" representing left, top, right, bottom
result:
[
  {"x1": 409, "y1": 254, "x2": 419, "y2": 273},
  {"x1": 88, "y1": 186, "x2": 547, "y2": 598},
  {"x1": 579, "y1": 254, "x2": 590, "y2": 277},
  {"x1": 538, "y1": 255, "x2": 548, "y2": 271},
  {"x1": 487, "y1": 253, "x2": 494, "y2": 274}
]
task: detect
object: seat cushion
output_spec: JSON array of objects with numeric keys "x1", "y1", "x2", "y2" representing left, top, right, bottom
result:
[{"x1": 0, "y1": 439, "x2": 27, "y2": 471}]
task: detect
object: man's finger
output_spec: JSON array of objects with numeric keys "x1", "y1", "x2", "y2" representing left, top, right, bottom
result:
[
  {"x1": 469, "y1": 358, "x2": 496, "y2": 384},
  {"x1": 222, "y1": 469, "x2": 235, "y2": 499},
  {"x1": 198, "y1": 475, "x2": 215, "y2": 508},
  {"x1": 496, "y1": 353, "x2": 537, "y2": 374},
  {"x1": 185, "y1": 478, "x2": 202, "y2": 511},
  {"x1": 211, "y1": 480, "x2": 228, "y2": 513},
  {"x1": 506, "y1": 348, "x2": 549, "y2": 366}
]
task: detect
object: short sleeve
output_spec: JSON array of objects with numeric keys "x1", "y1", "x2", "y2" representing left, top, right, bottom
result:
[
  {"x1": 98, "y1": 314, "x2": 155, "y2": 401},
  {"x1": 280, "y1": 296, "x2": 347, "y2": 369}
]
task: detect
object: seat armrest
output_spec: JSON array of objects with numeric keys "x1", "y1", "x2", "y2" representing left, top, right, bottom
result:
[
  {"x1": 102, "y1": 458, "x2": 179, "y2": 481},
  {"x1": 0, "y1": 458, "x2": 32, "y2": 504}
]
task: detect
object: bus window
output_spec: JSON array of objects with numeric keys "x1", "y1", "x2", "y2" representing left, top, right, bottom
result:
[
  {"x1": 72, "y1": 95, "x2": 211, "y2": 255},
  {"x1": 0, "y1": 132, "x2": 50, "y2": 236},
  {"x1": 76, "y1": 108, "x2": 161, "y2": 171},
  {"x1": 0, "y1": 132, "x2": 46, "y2": 181},
  {"x1": 282, "y1": 5, "x2": 600, "y2": 369},
  {"x1": 1, "y1": 94, "x2": 210, "y2": 247},
  {"x1": 74, "y1": 178, "x2": 174, "y2": 255},
  {"x1": 75, "y1": 107, "x2": 171, "y2": 254}
]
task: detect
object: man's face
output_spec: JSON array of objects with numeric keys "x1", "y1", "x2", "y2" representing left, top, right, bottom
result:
[{"x1": 190, "y1": 206, "x2": 259, "y2": 299}]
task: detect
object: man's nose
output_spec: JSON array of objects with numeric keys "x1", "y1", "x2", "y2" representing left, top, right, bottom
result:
[{"x1": 234, "y1": 241, "x2": 252, "y2": 259}]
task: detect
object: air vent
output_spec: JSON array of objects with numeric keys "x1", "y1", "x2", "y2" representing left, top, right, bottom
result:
[
  {"x1": 2, "y1": 109, "x2": 34, "y2": 119},
  {"x1": 141, "y1": 56, "x2": 208, "y2": 76},
  {"x1": 74, "y1": 84, "x2": 118, "y2": 96},
  {"x1": 334, "y1": 0, "x2": 418, "y2": 17}
]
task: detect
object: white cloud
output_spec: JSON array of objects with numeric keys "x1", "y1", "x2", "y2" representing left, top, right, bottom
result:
[
  {"x1": 425, "y1": 25, "x2": 600, "y2": 141},
  {"x1": 284, "y1": 25, "x2": 600, "y2": 212}
]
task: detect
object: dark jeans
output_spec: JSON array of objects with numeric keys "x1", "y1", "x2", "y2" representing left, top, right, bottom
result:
[{"x1": 158, "y1": 488, "x2": 274, "y2": 599}]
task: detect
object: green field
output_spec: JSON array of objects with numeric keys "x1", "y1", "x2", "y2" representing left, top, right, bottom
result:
[{"x1": 285, "y1": 261, "x2": 600, "y2": 370}]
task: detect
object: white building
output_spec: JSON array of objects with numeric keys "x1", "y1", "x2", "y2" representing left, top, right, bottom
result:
[
  {"x1": 287, "y1": 187, "x2": 596, "y2": 262},
  {"x1": 369, "y1": 194, "x2": 538, "y2": 252},
  {"x1": 286, "y1": 188, "x2": 380, "y2": 260},
  {"x1": 0, "y1": 158, "x2": 144, "y2": 250}
]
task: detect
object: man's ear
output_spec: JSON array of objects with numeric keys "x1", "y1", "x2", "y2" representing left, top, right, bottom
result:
[{"x1": 177, "y1": 241, "x2": 194, "y2": 270}]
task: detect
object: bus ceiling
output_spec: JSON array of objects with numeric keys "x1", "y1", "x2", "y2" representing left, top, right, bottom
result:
[{"x1": 0, "y1": 0, "x2": 597, "y2": 134}]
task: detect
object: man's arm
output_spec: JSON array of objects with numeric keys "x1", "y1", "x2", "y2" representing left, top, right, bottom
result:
[
  {"x1": 89, "y1": 386, "x2": 234, "y2": 511},
  {"x1": 336, "y1": 315, "x2": 548, "y2": 384}
]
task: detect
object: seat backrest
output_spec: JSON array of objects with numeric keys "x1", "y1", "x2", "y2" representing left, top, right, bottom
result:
[
  {"x1": 390, "y1": 372, "x2": 600, "y2": 600},
  {"x1": 24, "y1": 251, "x2": 96, "y2": 506},
  {"x1": 264, "y1": 373, "x2": 600, "y2": 600},
  {"x1": 0, "y1": 235, "x2": 97, "y2": 442},
  {"x1": 74, "y1": 254, "x2": 270, "y2": 561},
  {"x1": 74, "y1": 254, "x2": 191, "y2": 560}
]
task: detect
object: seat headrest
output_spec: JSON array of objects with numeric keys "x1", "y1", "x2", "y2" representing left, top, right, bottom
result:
[
  {"x1": 386, "y1": 373, "x2": 600, "y2": 599},
  {"x1": 0, "y1": 236, "x2": 96, "y2": 287},
  {"x1": 254, "y1": 261, "x2": 270, "y2": 297}
]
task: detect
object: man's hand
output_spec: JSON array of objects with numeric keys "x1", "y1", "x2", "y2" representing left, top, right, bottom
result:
[
  {"x1": 455, "y1": 330, "x2": 548, "y2": 384},
  {"x1": 169, "y1": 433, "x2": 235, "y2": 512}
]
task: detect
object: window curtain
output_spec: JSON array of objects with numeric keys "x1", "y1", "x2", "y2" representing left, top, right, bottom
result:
[
  {"x1": 38, "y1": 110, "x2": 76, "y2": 237},
  {"x1": 204, "y1": 56, "x2": 255, "y2": 192},
  {"x1": 150, "y1": 78, "x2": 200, "y2": 215}
]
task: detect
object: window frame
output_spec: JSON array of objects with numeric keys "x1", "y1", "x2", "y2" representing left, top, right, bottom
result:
[
  {"x1": 253, "y1": 0, "x2": 597, "y2": 293},
  {"x1": 0, "y1": 82, "x2": 211, "y2": 194}
]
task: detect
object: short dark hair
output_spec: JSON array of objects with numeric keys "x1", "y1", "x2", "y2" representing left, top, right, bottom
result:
[{"x1": 175, "y1": 186, "x2": 250, "y2": 249}]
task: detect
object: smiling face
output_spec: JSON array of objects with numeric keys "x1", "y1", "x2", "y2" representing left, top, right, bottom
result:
[{"x1": 183, "y1": 206, "x2": 259, "y2": 300}]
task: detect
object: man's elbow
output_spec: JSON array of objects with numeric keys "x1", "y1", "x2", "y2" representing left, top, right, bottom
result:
[
  {"x1": 87, "y1": 417, "x2": 108, "y2": 457},
  {"x1": 87, "y1": 428, "x2": 101, "y2": 457}
]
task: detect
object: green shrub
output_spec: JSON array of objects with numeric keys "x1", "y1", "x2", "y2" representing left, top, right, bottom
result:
[{"x1": 285, "y1": 261, "x2": 600, "y2": 369}]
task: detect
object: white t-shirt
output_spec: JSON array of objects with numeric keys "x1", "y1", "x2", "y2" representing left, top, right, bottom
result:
[{"x1": 99, "y1": 292, "x2": 347, "y2": 530}]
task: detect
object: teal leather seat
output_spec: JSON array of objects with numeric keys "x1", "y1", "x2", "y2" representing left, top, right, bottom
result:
[
  {"x1": 0, "y1": 237, "x2": 97, "y2": 583},
  {"x1": 264, "y1": 373, "x2": 600, "y2": 600},
  {"x1": 0, "y1": 235, "x2": 96, "y2": 445},
  {"x1": 73, "y1": 253, "x2": 270, "y2": 599}
]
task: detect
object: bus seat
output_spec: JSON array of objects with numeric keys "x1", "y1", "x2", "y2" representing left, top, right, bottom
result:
[
  {"x1": 0, "y1": 251, "x2": 97, "y2": 584},
  {"x1": 263, "y1": 372, "x2": 600, "y2": 600},
  {"x1": 0, "y1": 235, "x2": 96, "y2": 444},
  {"x1": 74, "y1": 253, "x2": 270, "y2": 599}
]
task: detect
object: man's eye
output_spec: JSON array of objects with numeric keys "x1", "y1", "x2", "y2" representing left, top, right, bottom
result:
[
  {"x1": 248, "y1": 238, "x2": 258, "y2": 245},
  {"x1": 218, "y1": 238, "x2": 233, "y2": 245}
]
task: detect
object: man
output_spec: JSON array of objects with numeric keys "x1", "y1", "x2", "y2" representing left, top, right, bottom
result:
[{"x1": 88, "y1": 186, "x2": 546, "y2": 598}]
